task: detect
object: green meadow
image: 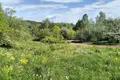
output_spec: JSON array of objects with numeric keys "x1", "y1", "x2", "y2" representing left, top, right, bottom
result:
[{"x1": 0, "y1": 41, "x2": 120, "y2": 80}]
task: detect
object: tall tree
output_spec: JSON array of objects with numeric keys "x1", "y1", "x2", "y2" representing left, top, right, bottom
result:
[
  {"x1": 73, "y1": 14, "x2": 89, "y2": 30},
  {"x1": 82, "y1": 14, "x2": 89, "y2": 24},
  {"x1": 0, "y1": 4, "x2": 8, "y2": 32},
  {"x1": 4, "y1": 8, "x2": 16, "y2": 27},
  {"x1": 73, "y1": 20, "x2": 84, "y2": 30},
  {"x1": 96, "y1": 11, "x2": 106, "y2": 23},
  {"x1": 41, "y1": 19, "x2": 51, "y2": 28}
]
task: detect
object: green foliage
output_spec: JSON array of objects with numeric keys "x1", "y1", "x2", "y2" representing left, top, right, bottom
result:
[
  {"x1": 0, "y1": 4, "x2": 8, "y2": 32},
  {"x1": 52, "y1": 25, "x2": 61, "y2": 33},
  {"x1": 0, "y1": 5, "x2": 33, "y2": 48},
  {"x1": 61, "y1": 27, "x2": 76, "y2": 40},
  {"x1": 68, "y1": 28, "x2": 76, "y2": 39},
  {"x1": 107, "y1": 33, "x2": 120, "y2": 43},
  {"x1": 73, "y1": 20, "x2": 84, "y2": 30},
  {"x1": 74, "y1": 12, "x2": 120, "y2": 44},
  {"x1": 41, "y1": 19, "x2": 51, "y2": 29},
  {"x1": 41, "y1": 26, "x2": 64, "y2": 43},
  {"x1": 1, "y1": 3, "x2": 120, "y2": 80},
  {"x1": 96, "y1": 11, "x2": 106, "y2": 23},
  {"x1": 0, "y1": 4, "x2": 14, "y2": 48},
  {"x1": 73, "y1": 14, "x2": 89, "y2": 31},
  {"x1": 0, "y1": 41, "x2": 120, "y2": 79},
  {"x1": 61, "y1": 27, "x2": 70, "y2": 39},
  {"x1": 5, "y1": 8, "x2": 16, "y2": 27},
  {"x1": 34, "y1": 29, "x2": 52, "y2": 41},
  {"x1": 82, "y1": 14, "x2": 89, "y2": 26},
  {"x1": 76, "y1": 29, "x2": 91, "y2": 42},
  {"x1": 42, "y1": 36, "x2": 64, "y2": 43},
  {"x1": 0, "y1": 33, "x2": 15, "y2": 48}
]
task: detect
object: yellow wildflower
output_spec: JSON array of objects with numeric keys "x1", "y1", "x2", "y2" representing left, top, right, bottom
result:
[
  {"x1": 2, "y1": 66, "x2": 13, "y2": 73},
  {"x1": 10, "y1": 56, "x2": 15, "y2": 60},
  {"x1": 89, "y1": 51, "x2": 94, "y2": 54},
  {"x1": 42, "y1": 57, "x2": 47, "y2": 64},
  {"x1": 5, "y1": 53, "x2": 15, "y2": 60},
  {"x1": 8, "y1": 66, "x2": 13, "y2": 71},
  {"x1": 20, "y1": 58, "x2": 28, "y2": 65}
]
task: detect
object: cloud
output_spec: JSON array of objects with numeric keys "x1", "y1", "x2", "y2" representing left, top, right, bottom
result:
[
  {"x1": 2, "y1": 0, "x2": 120, "y2": 24},
  {"x1": 47, "y1": 0, "x2": 120, "y2": 23},
  {"x1": 45, "y1": 14, "x2": 61, "y2": 19},
  {"x1": 42, "y1": 0, "x2": 83, "y2": 3},
  {"x1": 4, "y1": 4, "x2": 68, "y2": 11},
  {"x1": 0, "y1": 0, "x2": 23, "y2": 5}
]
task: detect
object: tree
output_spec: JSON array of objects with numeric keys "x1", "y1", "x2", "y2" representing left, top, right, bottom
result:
[
  {"x1": 41, "y1": 19, "x2": 51, "y2": 29},
  {"x1": 73, "y1": 20, "x2": 84, "y2": 30},
  {"x1": 52, "y1": 26, "x2": 61, "y2": 34},
  {"x1": 61, "y1": 27, "x2": 69, "y2": 39},
  {"x1": 5, "y1": 8, "x2": 16, "y2": 27},
  {"x1": 73, "y1": 14, "x2": 89, "y2": 31},
  {"x1": 0, "y1": 4, "x2": 14, "y2": 48},
  {"x1": 82, "y1": 14, "x2": 89, "y2": 25},
  {"x1": 34, "y1": 29, "x2": 52, "y2": 41},
  {"x1": 0, "y1": 4, "x2": 8, "y2": 32},
  {"x1": 96, "y1": 11, "x2": 106, "y2": 23}
]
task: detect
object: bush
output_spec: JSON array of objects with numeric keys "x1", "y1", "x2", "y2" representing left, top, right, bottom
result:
[
  {"x1": 107, "y1": 33, "x2": 120, "y2": 43},
  {"x1": 0, "y1": 33, "x2": 15, "y2": 48},
  {"x1": 41, "y1": 36, "x2": 64, "y2": 43},
  {"x1": 61, "y1": 27, "x2": 76, "y2": 40},
  {"x1": 34, "y1": 29, "x2": 52, "y2": 41},
  {"x1": 76, "y1": 29, "x2": 92, "y2": 42}
]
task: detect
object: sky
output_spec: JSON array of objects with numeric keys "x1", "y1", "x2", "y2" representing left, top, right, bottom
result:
[{"x1": 0, "y1": 0, "x2": 120, "y2": 23}]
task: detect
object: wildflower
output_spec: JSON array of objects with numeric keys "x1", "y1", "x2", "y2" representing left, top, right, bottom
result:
[
  {"x1": 8, "y1": 66, "x2": 13, "y2": 71},
  {"x1": 5, "y1": 53, "x2": 15, "y2": 60},
  {"x1": 10, "y1": 56, "x2": 15, "y2": 60},
  {"x1": 65, "y1": 76, "x2": 69, "y2": 80},
  {"x1": 20, "y1": 58, "x2": 28, "y2": 65},
  {"x1": 42, "y1": 57, "x2": 47, "y2": 64},
  {"x1": 21, "y1": 54, "x2": 32, "y2": 59},
  {"x1": 2, "y1": 66, "x2": 13, "y2": 73},
  {"x1": 89, "y1": 51, "x2": 94, "y2": 54}
]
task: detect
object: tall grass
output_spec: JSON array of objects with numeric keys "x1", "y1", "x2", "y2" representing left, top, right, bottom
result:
[{"x1": 0, "y1": 41, "x2": 120, "y2": 80}]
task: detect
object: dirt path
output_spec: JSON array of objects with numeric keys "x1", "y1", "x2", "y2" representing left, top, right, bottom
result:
[{"x1": 71, "y1": 43, "x2": 120, "y2": 48}]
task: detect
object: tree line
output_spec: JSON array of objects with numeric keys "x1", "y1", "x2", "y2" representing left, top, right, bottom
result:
[
  {"x1": 0, "y1": 3, "x2": 120, "y2": 48},
  {"x1": 74, "y1": 12, "x2": 120, "y2": 44}
]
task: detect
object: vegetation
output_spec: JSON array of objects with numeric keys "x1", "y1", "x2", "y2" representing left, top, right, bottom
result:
[
  {"x1": 1, "y1": 3, "x2": 120, "y2": 80},
  {"x1": 73, "y1": 11, "x2": 120, "y2": 44},
  {"x1": 1, "y1": 41, "x2": 120, "y2": 80}
]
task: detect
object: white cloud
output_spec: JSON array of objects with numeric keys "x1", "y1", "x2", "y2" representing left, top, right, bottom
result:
[
  {"x1": 4, "y1": 4, "x2": 68, "y2": 11},
  {"x1": 42, "y1": 0, "x2": 83, "y2": 3},
  {"x1": 45, "y1": 14, "x2": 61, "y2": 19},
  {"x1": 2, "y1": 0, "x2": 120, "y2": 23},
  {"x1": 47, "y1": 0, "x2": 120, "y2": 23},
  {"x1": 0, "y1": 0, "x2": 23, "y2": 5}
]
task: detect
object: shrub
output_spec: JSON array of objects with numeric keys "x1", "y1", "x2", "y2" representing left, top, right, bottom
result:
[
  {"x1": 0, "y1": 33, "x2": 15, "y2": 48},
  {"x1": 76, "y1": 29, "x2": 92, "y2": 42},
  {"x1": 34, "y1": 29, "x2": 52, "y2": 41},
  {"x1": 41, "y1": 36, "x2": 64, "y2": 43},
  {"x1": 61, "y1": 27, "x2": 76, "y2": 40},
  {"x1": 107, "y1": 33, "x2": 120, "y2": 43}
]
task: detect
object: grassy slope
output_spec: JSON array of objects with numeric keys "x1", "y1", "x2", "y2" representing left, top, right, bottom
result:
[{"x1": 0, "y1": 41, "x2": 120, "y2": 80}]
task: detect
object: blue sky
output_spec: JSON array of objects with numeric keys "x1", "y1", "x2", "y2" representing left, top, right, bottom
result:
[{"x1": 0, "y1": 0, "x2": 120, "y2": 23}]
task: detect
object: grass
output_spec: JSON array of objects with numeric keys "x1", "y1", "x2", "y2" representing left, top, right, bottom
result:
[{"x1": 0, "y1": 41, "x2": 120, "y2": 80}]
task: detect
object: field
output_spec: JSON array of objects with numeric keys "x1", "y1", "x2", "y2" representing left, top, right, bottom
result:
[{"x1": 0, "y1": 41, "x2": 120, "y2": 80}]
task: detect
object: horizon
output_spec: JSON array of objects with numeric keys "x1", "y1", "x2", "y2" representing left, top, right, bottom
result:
[{"x1": 0, "y1": 0, "x2": 120, "y2": 23}]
